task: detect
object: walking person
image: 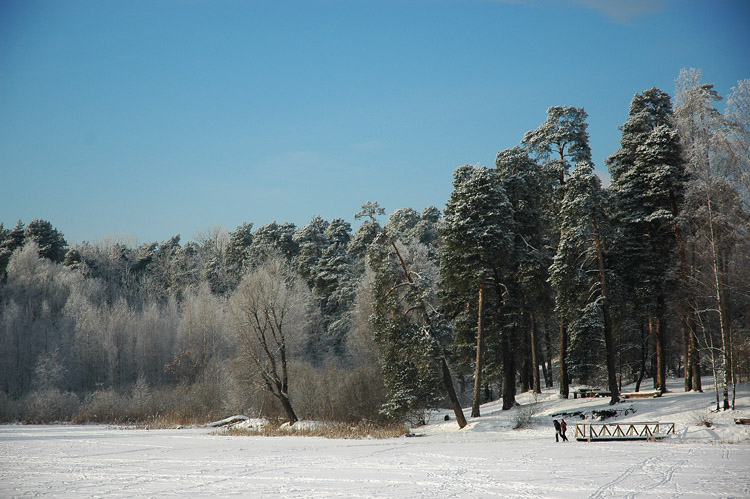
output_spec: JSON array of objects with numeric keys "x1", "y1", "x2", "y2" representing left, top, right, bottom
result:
[
  {"x1": 560, "y1": 419, "x2": 569, "y2": 442},
  {"x1": 553, "y1": 419, "x2": 561, "y2": 442}
]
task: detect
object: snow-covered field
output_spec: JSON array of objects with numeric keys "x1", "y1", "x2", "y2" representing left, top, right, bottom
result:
[{"x1": 2, "y1": 379, "x2": 749, "y2": 498}]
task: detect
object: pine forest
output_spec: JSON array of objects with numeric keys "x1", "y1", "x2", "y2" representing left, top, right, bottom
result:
[{"x1": 2, "y1": 69, "x2": 749, "y2": 427}]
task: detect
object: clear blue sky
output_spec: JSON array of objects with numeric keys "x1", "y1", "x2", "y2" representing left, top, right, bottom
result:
[{"x1": 1, "y1": 0, "x2": 748, "y2": 245}]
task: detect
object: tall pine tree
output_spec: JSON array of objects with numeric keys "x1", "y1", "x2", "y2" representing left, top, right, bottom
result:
[
  {"x1": 549, "y1": 162, "x2": 620, "y2": 404},
  {"x1": 442, "y1": 165, "x2": 514, "y2": 414},
  {"x1": 607, "y1": 88, "x2": 686, "y2": 394}
]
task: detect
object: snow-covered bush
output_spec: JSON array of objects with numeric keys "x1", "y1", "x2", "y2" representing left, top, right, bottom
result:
[
  {"x1": 512, "y1": 404, "x2": 537, "y2": 430},
  {"x1": 74, "y1": 388, "x2": 126, "y2": 423},
  {"x1": 21, "y1": 388, "x2": 79, "y2": 424},
  {"x1": 289, "y1": 360, "x2": 386, "y2": 424},
  {"x1": 690, "y1": 410, "x2": 714, "y2": 428}
]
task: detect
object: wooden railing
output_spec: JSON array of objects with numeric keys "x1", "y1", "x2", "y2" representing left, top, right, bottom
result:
[{"x1": 575, "y1": 422, "x2": 675, "y2": 441}]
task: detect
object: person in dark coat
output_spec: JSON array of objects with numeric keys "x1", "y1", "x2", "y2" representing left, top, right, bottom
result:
[
  {"x1": 560, "y1": 419, "x2": 569, "y2": 441},
  {"x1": 553, "y1": 419, "x2": 562, "y2": 442}
]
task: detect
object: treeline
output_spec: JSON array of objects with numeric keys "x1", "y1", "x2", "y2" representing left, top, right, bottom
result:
[{"x1": 1, "y1": 69, "x2": 748, "y2": 425}]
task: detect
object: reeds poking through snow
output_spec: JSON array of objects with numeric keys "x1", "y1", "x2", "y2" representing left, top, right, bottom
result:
[
  {"x1": 690, "y1": 409, "x2": 714, "y2": 428},
  {"x1": 221, "y1": 420, "x2": 410, "y2": 439}
]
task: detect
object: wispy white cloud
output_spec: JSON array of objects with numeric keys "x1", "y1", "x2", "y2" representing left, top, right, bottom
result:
[
  {"x1": 487, "y1": 0, "x2": 666, "y2": 25},
  {"x1": 573, "y1": 0, "x2": 666, "y2": 24}
]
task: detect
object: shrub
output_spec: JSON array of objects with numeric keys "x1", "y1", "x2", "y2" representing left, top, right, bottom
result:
[
  {"x1": 223, "y1": 420, "x2": 409, "y2": 439},
  {"x1": 0, "y1": 391, "x2": 19, "y2": 423},
  {"x1": 74, "y1": 388, "x2": 127, "y2": 424},
  {"x1": 691, "y1": 410, "x2": 714, "y2": 428},
  {"x1": 513, "y1": 404, "x2": 537, "y2": 430},
  {"x1": 21, "y1": 389, "x2": 79, "y2": 424},
  {"x1": 288, "y1": 360, "x2": 387, "y2": 424}
]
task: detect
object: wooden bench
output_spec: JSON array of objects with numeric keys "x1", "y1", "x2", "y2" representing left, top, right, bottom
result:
[
  {"x1": 573, "y1": 389, "x2": 611, "y2": 399},
  {"x1": 575, "y1": 422, "x2": 675, "y2": 442},
  {"x1": 621, "y1": 391, "x2": 662, "y2": 399}
]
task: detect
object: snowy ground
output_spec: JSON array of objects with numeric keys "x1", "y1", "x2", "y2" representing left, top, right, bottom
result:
[{"x1": 2, "y1": 379, "x2": 749, "y2": 498}]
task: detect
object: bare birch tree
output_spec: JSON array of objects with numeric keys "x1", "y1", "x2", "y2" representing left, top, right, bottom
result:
[{"x1": 229, "y1": 254, "x2": 312, "y2": 423}]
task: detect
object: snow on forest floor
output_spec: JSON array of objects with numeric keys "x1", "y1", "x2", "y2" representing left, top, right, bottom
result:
[{"x1": 1, "y1": 378, "x2": 749, "y2": 498}]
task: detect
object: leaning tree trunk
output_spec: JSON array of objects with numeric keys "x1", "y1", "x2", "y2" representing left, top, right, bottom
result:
[
  {"x1": 278, "y1": 392, "x2": 299, "y2": 424},
  {"x1": 391, "y1": 241, "x2": 467, "y2": 428},
  {"x1": 440, "y1": 356, "x2": 468, "y2": 428}
]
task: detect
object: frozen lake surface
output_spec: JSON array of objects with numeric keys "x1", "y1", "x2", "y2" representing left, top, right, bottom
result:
[{"x1": 2, "y1": 381, "x2": 749, "y2": 498}]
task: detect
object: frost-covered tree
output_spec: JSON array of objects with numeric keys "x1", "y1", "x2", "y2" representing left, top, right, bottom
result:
[
  {"x1": 293, "y1": 216, "x2": 356, "y2": 353},
  {"x1": 349, "y1": 201, "x2": 385, "y2": 270},
  {"x1": 167, "y1": 283, "x2": 227, "y2": 383},
  {"x1": 0, "y1": 243, "x2": 79, "y2": 395},
  {"x1": 549, "y1": 162, "x2": 619, "y2": 404},
  {"x1": 522, "y1": 105, "x2": 591, "y2": 185},
  {"x1": 0, "y1": 220, "x2": 25, "y2": 281},
  {"x1": 248, "y1": 222, "x2": 299, "y2": 268},
  {"x1": 675, "y1": 69, "x2": 748, "y2": 409},
  {"x1": 364, "y1": 202, "x2": 467, "y2": 428},
  {"x1": 195, "y1": 226, "x2": 231, "y2": 295},
  {"x1": 495, "y1": 146, "x2": 553, "y2": 394},
  {"x1": 293, "y1": 216, "x2": 330, "y2": 286},
  {"x1": 724, "y1": 79, "x2": 750, "y2": 206},
  {"x1": 317, "y1": 218, "x2": 356, "y2": 349},
  {"x1": 607, "y1": 87, "x2": 686, "y2": 394},
  {"x1": 229, "y1": 255, "x2": 313, "y2": 424},
  {"x1": 24, "y1": 219, "x2": 68, "y2": 264},
  {"x1": 0, "y1": 219, "x2": 67, "y2": 281},
  {"x1": 442, "y1": 165, "x2": 514, "y2": 414},
  {"x1": 523, "y1": 105, "x2": 592, "y2": 398},
  {"x1": 225, "y1": 222, "x2": 254, "y2": 286}
]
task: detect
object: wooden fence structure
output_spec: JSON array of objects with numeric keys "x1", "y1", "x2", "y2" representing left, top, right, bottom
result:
[{"x1": 575, "y1": 422, "x2": 675, "y2": 442}]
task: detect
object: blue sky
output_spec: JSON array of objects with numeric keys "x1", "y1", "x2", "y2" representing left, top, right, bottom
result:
[{"x1": 1, "y1": 0, "x2": 748, "y2": 245}]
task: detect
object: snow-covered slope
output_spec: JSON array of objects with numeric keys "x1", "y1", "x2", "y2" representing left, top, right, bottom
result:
[{"x1": 420, "y1": 377, "x2": 750, "y2": 444}]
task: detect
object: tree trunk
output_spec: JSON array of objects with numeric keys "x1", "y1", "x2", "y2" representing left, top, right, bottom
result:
[
  {"x1": 278, "y1": 393, "x2": 298, "y2": 424},
  {"x1": 659, "y1": 315, "x2": 668, "y2": 393},
  {"x1": 539, "y1": 348, "x2": 550, "y2": 390},
  {"x1": 471, "y1": 279, "x2": 485, "y2": 418},
  {"x1": 441, "y1": 357, "x2": 467, "y2": 428},
  {"x1": 559, "y1": 321, "x2": 569, "y2": 398},
  {"x1": 520, "y1": 342, "x2": 530, "y2": 394},
  {"x1": 704, "y1": 194, "x2": 733, "y2": 410},
  {"x1": 679, "y1": 304, "x2": 692, "y2": 391},
  {"x1": 688, "y1": 245, "x2": 703, "y2": 392},
  {"x1": 591, "y1": 217, "x2": 619, "y2": 404},
  {"x1": 530, "y1": 311, "x2": 541, "y2": 394},
  {"x1": 635, "y1": 322, "x2": 648, "y2": 393},
  {"x1": 690, "y1": 327, "x2": 702, "y2": 392},
  {"x1": 670, "y1": 190, "x2": 694, "y2": 393},
  {"x1": 648, "y1": 310, "x2": 667, "y2": 393},
  {"x1": 543, "y1": 326, "x2": 554, "y2": 387},
  {"x1": 502, "y1": 331, "x2": 516, "y2": 410}
]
